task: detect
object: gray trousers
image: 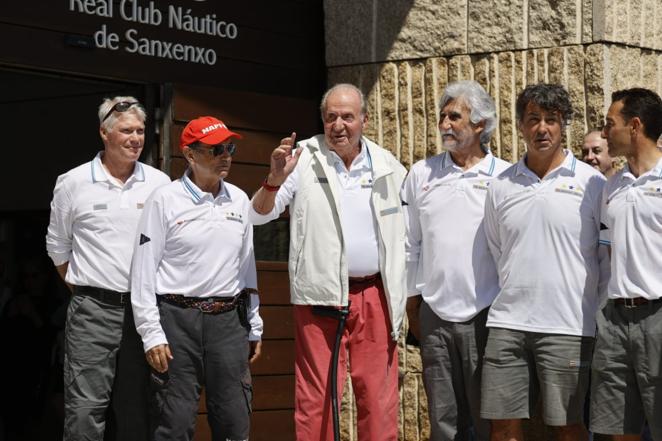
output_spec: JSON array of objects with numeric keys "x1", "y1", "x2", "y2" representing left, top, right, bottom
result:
[
  {"x1": 419, "y1": 303, "x2": 490, "y2": 441},
  {"x1": 64, "y1": 294, "x2": 124, "y2": 441},
  {"x1": 153, "y1": 301, "x2": 252, "y2": 441},
  {"x1": 590, "y1": 300, "x2": 662, "y2": 438},
  {"x1": 63, "y1": 293, "x2": 151, "y2": 441}
]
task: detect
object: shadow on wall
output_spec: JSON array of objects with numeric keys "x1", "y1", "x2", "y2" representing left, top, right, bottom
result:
[{"x1": 324, "y1": 0, "x2": 417, "y2": 67}]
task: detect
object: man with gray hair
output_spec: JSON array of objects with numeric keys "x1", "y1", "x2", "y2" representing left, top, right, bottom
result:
[
  {"x1": 402, "y1": 80, "x2": 510, "y2": 441},
  {"x1": 250, "y1": 83, "x2": 406, "y2": 440},
  {"x1": 46, "y1": 97, "x2": 170, "y2": 440}
]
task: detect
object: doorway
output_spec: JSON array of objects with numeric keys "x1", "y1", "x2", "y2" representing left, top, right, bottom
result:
[{"x1": 0, "y1": 66, "x2": 154, "y2": 441}]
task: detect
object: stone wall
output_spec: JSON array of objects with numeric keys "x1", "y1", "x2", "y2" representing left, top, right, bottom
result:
[
  {"x1": 328, "y1": 44, "x2": 662, "y2": 165},
  {"x1": 324, "y1": 1, "x2": 662, "y2": 440}
]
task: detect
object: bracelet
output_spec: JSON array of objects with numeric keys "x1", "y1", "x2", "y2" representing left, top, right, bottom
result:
[{"x1": 262, "y1": 178, "x2": 281, "y2": 192}]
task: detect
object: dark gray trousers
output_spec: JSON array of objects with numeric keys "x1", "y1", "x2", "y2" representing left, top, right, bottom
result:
[
  {"x1": 64, "y1": 294, "x2": 124, "y2": 441},
  {"x1": 419, "y1": 304, "x2": 490, "y2": 441},
  {"x1": 105, "y1": 302, "x2": 151, "y2": 441},
  {"x1": 63, "y1": 293, "x2": 151, "y2": 441},
  {"x1": 153, "y1": 301, "x2": 252, "y2": 441}
]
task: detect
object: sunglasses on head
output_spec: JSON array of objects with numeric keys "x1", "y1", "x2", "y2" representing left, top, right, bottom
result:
[
  {"x1": 189, "y1": 142, "x2": 237, "y2": 157},
  {"x1": 102, "y1": 101, "x2": 140, "y2": 122}
]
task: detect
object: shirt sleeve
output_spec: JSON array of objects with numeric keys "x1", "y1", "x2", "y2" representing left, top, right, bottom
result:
[
  {"x1": 248, "y1": 167, "x2": 298, "y2": 225},
  {"x1": 46, "y1": 174, "x2": 74, "y2": 267},
  {"x1": 131, "y1": 191, "x2": 168, "y2": 353},
  {"x1": 239, "y1": 216, "x2": 263, "y2": 341},
  {"x1": 593, "y1": 176, "x2": 610, "y2": 299},
  {"x1": 484, "y1": 185, "x2": 502, "y2": 266},
  {"x1": 598, "y1": 185, "x2": 611, "y2": 247},
  {"x1": 401, "y1": 169, "x2": 423, "y2": 296}
]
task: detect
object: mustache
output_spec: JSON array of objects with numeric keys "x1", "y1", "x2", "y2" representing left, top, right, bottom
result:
[{"x1": 441, "y1": 130, "x2": 456, "y2": 138}]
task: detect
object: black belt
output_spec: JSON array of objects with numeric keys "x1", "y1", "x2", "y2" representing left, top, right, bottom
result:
[
  {"x1": 73, "y1": 285, "x2": 129, "y2": 306},
  {"x1": 612, "y1": 297, "x2": 662, "y2": 308},
  {"x1": 348, "y1": 273, "x2": 381, "y2": 288}
]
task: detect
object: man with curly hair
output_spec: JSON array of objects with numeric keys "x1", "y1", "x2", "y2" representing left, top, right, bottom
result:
[{"x1": 481, "y1": 84, "x2": 608, "y2": 441}]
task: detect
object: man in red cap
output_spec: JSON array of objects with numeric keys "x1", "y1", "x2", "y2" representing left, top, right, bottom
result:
[
  {"x1": 131, "y1": 116, "x2": 263, "y2": 441},
  {"x1": 46, "y1": 96, "x2": 171, "y2": 440}
]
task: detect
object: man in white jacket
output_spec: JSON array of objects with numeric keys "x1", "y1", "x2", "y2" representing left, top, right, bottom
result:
[{"x1": 250, "y1": 83, "x2": 407, "y2": 441}]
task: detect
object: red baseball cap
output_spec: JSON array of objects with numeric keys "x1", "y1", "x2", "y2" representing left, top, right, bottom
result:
[{"x1": 180, "y1": 116, "x2": 242, "y2": 149}]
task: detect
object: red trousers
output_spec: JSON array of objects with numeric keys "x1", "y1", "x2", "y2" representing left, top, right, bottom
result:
[{"x1": 293, "y1": 279, "x2": 399, "y2": 441}]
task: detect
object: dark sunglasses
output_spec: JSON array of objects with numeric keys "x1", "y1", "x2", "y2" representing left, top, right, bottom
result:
[
  {"x1": 102, "y1": 101, "x2": 140, "y2": 122},
  {"x1": 190, "y1": 142, "x2": 237, "y2": 157}
]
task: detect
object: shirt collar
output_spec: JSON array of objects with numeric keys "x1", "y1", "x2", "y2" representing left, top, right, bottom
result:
[
  {"x1": 181, "y1": 168, "x2": 231, "y2": 203},
  {"x1": 330, "y1": 140, "x2": 371, "y2": 172},
  {"x1": 621, "y1": 156, "x2": 662, "y2": 182},
  {"x1": 91, "y1": 152, "x2": 145, "y2": 184},
  {"x1": 441, "y1": 151, "x2": 498, "y2": 176},
  {"x1": 515, "y1": 149, "x2": 576, "y2": 179}
]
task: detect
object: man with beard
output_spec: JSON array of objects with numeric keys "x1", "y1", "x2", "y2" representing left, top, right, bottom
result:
[
  {"x1": 131, "y1": 116, "x2": 263, "y2": 441},
  {"x1": 590, "y1": 88, "x2": 662, "y2": 441},
  {"x1": 402, "y1": 80, "x2": 509, "y2": 441},
  {"x1": 481, "y1": 84, "x2": 608, "y2": 441}
]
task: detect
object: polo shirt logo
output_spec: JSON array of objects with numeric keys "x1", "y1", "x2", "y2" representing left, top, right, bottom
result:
[
  {"x1": 554, "y1": 184, "x2": 583, "y2": 196},
  {"x1": 360, "y1": 177, "x2": 373, "y2": 188},
  {"x1": 93, "y1": 203, "x2": 108, "y2": 210},
  {"x1": 472, "y1": 181, "x2": 490, "y2": 191},
  {"x1": 225, "y1": 211, "x2": 243, "y2": 223},
  {"x1": 643, "y1": 186, "x2": 662, "y2": 198},
  {"x1": 139, "y1": 234, "x2": 151, "y2": 245}
]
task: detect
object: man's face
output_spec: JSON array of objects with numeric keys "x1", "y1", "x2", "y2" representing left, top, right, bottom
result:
[
  {"x1": 519, "y1": 102, "x2": 563, "y2": 158},
  {"x1": 581, "y1": 132, "x2": 614, "y2": 174},
  {"x1": 322, "y1": 89, "x2": 366, "y2": 153},
  {"x1": 187, "y1": 141, "x2": 233, "y2": 181},
  {"x1": 438, "y1": 98, "x2": 482, "y2": 153},
  {"x1": 101, "y1": 112, "x2": 145, "y2": 165},
  {"x1": 602, "y1": 100, "x2": 632, "y2": 157}
]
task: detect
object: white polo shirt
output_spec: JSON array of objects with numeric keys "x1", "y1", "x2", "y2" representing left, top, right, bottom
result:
[
  {"x1": 484, "y1": 151, "x2": 608, "y2": 336},
  {"x1": 402, "y1": 152, "x2": 510, "y2": 322},
  {"x1": 131, "y1": 171, "x2": 263, "y2": 352},
  {"x1": 600, "y1": 158, "x2": 662, "y2": 300},
  {"x1": 250, "y1": 141, "x2": 379, "y2": 277},
  {"x1": 46, "y1": 152, "x2": 170, "y2": 292}
]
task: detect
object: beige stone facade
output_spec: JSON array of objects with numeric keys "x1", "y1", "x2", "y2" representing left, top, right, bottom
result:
[{"x1": 324, "y1": 1, "x2": 661, "y2": 440}]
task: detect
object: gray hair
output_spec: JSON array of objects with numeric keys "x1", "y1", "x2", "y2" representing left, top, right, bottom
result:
[
  {"x1": 438, "y1": 80, "x2": 497, "y2": 148},
  {"x1": 98, "y1": 96, "x2": 146, "y2": 131},
  {"x1": 320, "y1": 83, "x2": 367, "y2": 117}
]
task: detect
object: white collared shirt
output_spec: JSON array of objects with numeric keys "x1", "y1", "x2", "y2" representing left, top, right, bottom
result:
[
  {"x1": 402, "y1": 152, "x2": 511, "y2": 322},
  {"x1": 600, "y1": 157, "x2": 662, "y2": 300},
  {"x1": 46, "y1": 152, "x2": 170, "y2": 292},
  {"x1": 484, "y1": 151, "x2": 608, "y2": 336},
  {"x1": 131, "y1": 171, "x2": 263, "y2": 352},
  {"x1": 250, "y1": 141, "x2": 380, "y2": 277}
]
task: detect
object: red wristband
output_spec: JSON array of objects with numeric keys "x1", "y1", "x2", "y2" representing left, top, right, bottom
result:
[{"x1": 262, "y1": 178, "x2": 281, "y2": 192}]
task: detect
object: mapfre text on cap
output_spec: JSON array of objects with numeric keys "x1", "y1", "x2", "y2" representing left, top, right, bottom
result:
[{"x1": 201, "y1": 123, "x2": 227, "y2": 134}]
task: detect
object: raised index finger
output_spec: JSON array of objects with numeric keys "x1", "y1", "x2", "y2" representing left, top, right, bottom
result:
[{"x1": 280, "y1": 131, "x2": 297, "y2": 147}]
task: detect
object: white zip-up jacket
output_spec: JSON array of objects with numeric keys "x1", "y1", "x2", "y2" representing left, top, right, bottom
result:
[{"x1": 250, "y1": 135, "x2": 407, "y2": 340}]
